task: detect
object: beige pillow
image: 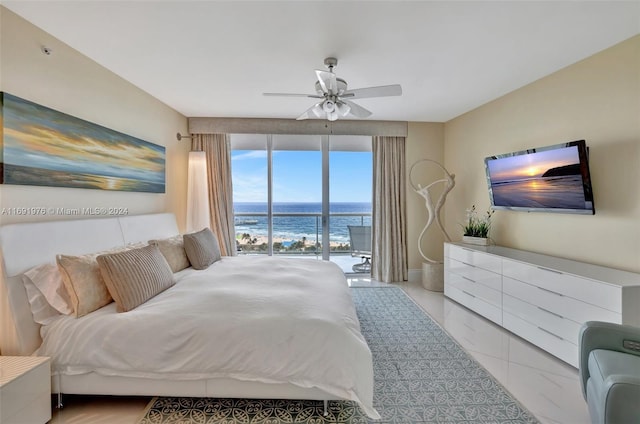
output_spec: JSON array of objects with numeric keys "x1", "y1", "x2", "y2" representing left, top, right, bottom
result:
[
  {"x1": 57, "y1": 251, "x2": 114, "y2": 318},
  {"x1": 57, "y1": 243, "x2": 145, "y2": 317},
  {"x1": 149, "y1": 235, "x2": 190, "y2": 272},
  {"x1": 183, "y1": 228, "x2": 222, "y2": 270},
  {"x1": 97, "y1": 244, "x2": 175, "y2": 312}
]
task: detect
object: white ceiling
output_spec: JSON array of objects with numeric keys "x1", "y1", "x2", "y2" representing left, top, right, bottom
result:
[{"x1": 3, "y1": 1, "x2": 639, "y2": 122}]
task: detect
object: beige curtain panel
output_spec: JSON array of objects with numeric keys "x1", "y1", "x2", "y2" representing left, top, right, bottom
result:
[
  {"x1": 191, "y1": 134, "x2": 236, "y2": 257},
  {"x1": 372, "y1": 136, "x2": 408, "y2": 283}
]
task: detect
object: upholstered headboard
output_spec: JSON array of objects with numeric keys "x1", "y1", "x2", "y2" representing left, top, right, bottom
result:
[{"x1": 0, "y1": 213, "x2": 179, "y2": 355}]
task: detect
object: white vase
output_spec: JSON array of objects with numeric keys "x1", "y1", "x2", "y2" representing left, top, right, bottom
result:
[
  {"x1": 462, "y1": 236, "x2": 488, "y2": 246},
  {"x1": 422, "y1": 262, "x2": 444, "y2": 292}
]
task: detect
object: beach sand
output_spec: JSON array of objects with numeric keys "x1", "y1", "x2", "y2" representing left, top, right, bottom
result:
[{"x1": 237, "y1": 234, "x2": 344, "y2": 248}]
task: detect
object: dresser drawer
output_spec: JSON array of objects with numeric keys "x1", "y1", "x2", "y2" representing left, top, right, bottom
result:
[
  {"x1": 446, "y1": 258, "x2": 502, "y2": 292},
  {"x1": 444, "y1": 284, "x2": 502, "y2": 325},
  {"x1": 503, "y1": 293, "x2": 581, "y2": 345},
  {"x1": 443, "y1": 302, "x2": 507, "y2": 359},
  {"x1": 502, "y1": 259, "x2": 621, "y2": 313},
  {"x1": 448, "y1": 244, "x2": 501, "y2": 274},
  {"x1": 447, "y1": 271, "x2": 501, "y2": 308},
  {"x1": 503, "y1": 276, "x2": 621, "y2": 325},
  {"x1": 503, "y1": 311, "x2": 578, "y2": 367}
]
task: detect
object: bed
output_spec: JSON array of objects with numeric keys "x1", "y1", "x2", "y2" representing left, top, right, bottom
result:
[{"x1": 0, "y1": 213, "x2": 378, "y2": 418}]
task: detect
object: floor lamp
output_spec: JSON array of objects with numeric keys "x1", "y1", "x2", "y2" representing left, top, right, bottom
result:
[{"x1": 186, "y1": 150, "x2": 210, "y2": 233}]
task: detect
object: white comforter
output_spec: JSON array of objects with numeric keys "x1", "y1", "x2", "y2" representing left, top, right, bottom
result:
[{"x1": 36, "y1": 256, "x2": 378, "y2": 417}]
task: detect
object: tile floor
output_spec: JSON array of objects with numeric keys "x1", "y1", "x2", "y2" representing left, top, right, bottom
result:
[{"x1": 49, "y1": 277, "x2": 590, "y2": 424}]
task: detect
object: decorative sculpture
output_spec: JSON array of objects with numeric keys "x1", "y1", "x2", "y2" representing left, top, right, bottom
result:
[{"x1": 409, "y1": 159, "x2": 456, "y2": 264}]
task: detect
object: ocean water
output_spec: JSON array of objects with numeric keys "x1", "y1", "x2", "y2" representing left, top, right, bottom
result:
[
  {"x1": 491, "y1": 175, "x2": 589, "y2": 209},
  {"x1": 234, "y1": 202, "x2": 372, "y2": 243}
]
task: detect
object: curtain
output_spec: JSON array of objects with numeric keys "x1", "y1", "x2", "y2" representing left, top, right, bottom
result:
[
  {"x1": 192, "y1": 134, "x2": 236, "y2": 256},
  {"x1": 372, "y1": 136, "x2": 408, "y2": 282}
]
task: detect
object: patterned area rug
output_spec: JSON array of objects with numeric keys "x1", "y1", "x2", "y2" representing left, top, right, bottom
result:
[{"x1": 138, "y1": 287, "x2": 539, "y2": 423}]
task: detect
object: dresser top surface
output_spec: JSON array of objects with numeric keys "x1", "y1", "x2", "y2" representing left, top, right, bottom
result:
[{"x1": 447, "y1": 242, "x2": 640, "y2": 287}]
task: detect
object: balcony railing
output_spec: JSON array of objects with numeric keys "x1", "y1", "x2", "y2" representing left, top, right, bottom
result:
[{"x1": 234, "y1": 212, "x2": 371, "y2": 257}]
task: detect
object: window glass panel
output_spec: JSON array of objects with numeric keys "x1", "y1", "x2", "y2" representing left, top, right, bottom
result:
[
  {"x1": 231, "y1": 134, "x2": 268, "y2": 254},
  {"x1": 329, "y1": 137, "x2": 372, "y2": 267},
  {"x1": 272, "y1": 135, "x2": 321, "y2": 256}
]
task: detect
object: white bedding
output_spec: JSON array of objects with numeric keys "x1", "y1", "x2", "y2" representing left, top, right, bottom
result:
[{"x1": 35, "y1": 256, "x2": 378, "y2": 418}]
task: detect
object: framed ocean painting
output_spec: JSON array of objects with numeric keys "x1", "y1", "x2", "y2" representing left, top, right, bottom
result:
[{"x1": 0, "y1": 92, "x2": 165, "y2": 193}]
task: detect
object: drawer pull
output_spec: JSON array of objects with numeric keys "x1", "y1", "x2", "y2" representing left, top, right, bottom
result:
[
  {"x1": 623, "y1": 340, "x2": 640, "y2": 352},
  {"x1": 462, "y1": 290, "x2": 476, "y2": 298},
  {"x1": 537, "y1": 266, "x2": 563, "y2": 275},
  {"x1": 462, "y1": 261, "x2": 476, "y2": 268},
  {"x1": 462, "y1": 247, "x2": 475, "y2": 252},
  {"x1": 538, "y1": 327, "x2": 564, "y2": 341},
  {"x1": 537, "y1": 306, "x2": 564, "y2": 319},
  {"x1": 537, "y1": 286, "x2": 564, "y2": 297},
  {"x1": 462, "y1": 276, "x2": 475, "y2": 283}
]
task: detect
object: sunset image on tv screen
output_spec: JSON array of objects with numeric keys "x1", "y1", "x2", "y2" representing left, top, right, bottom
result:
[{"x1": 486, "y1": 145, "x2": 591, "y2": 210}]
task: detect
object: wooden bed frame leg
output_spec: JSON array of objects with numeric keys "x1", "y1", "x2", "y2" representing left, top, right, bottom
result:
[{"x1": 323, "y1": 400, "x2": 328, "y2": 416}]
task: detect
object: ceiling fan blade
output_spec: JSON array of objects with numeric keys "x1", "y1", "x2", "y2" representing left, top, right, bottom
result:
[
  {"x1": 342, "y1": 84, "x2": 402, "y2": 99},
  {"x1": 263, "y1": 93, "x2": 324, "y2": 98},
  {"x1": 336, "y1": 101, "x2": 351, "y2": 117},
  {"x1": 315, "y1": 70, "x2": 338, "y2": 94},
  {"x1": 296, "y1": 102, "x2": 324, "y2": 120},
  {"x1": 341, "y1": 99, "x2": 372, "y2": 119}
]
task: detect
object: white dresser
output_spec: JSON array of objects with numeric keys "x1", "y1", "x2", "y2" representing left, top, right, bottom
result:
[
  {"x1": 0, "y1": 356, "x2": 51, "y2": 424},
  {"x1": 444, "y1": 242, "x2": 640, "y2": 367}
]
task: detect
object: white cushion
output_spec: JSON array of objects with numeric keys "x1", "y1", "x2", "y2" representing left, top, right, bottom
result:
[
  {"x1": 22, "y1": 275, "x2": 62, "y2": 325},
  {"x1": 24, "y1": 263, "x2": 72, "y2": 315}
]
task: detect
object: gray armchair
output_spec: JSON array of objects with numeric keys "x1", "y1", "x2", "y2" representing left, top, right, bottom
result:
[{"x1": 579, "y1": 321, "x2": 640, "y2": 424}]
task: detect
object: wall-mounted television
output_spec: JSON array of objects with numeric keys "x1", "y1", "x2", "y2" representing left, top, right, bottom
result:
[{"x1": 484, "y1": 140, "x2": 595, "y2": 215}]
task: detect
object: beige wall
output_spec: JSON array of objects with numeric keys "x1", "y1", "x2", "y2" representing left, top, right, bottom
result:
[
  {"x1": 405, "y1": 122, "x2": 446, "y2": 270},
  {"x1": 443, "y1": 35, "x2": 640, "y2": 273},
  {"x1": 0, "y1": 7, "x2": 190, "y2": 231}
]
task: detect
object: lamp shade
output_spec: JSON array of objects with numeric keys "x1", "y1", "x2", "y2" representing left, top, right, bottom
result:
[{"x1": 186, "y1": 151, "x2": 210, "y2": 232}]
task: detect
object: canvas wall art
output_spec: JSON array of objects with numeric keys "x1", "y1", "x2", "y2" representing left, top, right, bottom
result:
[{"x1": 0, "y1": 92, "x2": 165, "y2": 193}]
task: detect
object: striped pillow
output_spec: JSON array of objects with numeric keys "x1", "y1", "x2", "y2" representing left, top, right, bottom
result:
[
  {"x1": 97, "y1": 244, "x2": 175, "y2": 312},
  {"x1": 183, "y1": 228, "x2": 221, "y2": 270}
]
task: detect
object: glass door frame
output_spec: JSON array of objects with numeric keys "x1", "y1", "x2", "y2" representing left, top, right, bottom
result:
[{"x1": 263, "y1": 135, "x2": 331, "y2": 259}]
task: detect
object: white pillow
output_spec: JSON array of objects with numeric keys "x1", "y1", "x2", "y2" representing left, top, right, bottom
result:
[
  {"x1": 24, "y1": 263, "x2": 73, "y2": 315},
  {"x1": 22, "y1": 274, "x2": 63, "y2": 325}
]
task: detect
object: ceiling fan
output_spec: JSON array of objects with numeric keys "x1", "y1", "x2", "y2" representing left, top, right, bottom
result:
[{"x1": 263, "y1": 57, "x2": 402, "y2": 121}]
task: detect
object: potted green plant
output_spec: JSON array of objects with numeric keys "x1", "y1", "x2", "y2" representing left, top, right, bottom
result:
[{"x1": 462, "y1": 205, "x2": 494, "y2": 246}]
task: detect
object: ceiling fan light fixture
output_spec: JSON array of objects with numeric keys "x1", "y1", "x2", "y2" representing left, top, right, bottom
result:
[
  {"x1": 327, "y1": 111, "x2": 339, "y2": 121},
  {"x1": 322, "y1": 99, "x2": 336, "y2": 113}
]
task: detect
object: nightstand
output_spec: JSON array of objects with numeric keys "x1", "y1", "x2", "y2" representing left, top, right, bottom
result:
[{"x1": 0, "y1": 356, "x2": 51, "y2": 424}]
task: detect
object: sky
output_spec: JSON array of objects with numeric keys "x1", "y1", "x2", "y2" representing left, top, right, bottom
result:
[
  {"x1": 486, "y1": 145, "x2": 580, "y2": 183},
  {"x1": 232, "y1": 149, "x2": 373, "y2": 203}
]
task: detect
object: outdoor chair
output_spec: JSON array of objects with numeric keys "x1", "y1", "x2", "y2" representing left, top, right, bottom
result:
[{"x1": 348, "y1": 225, "x2": 371, "y2": 273}]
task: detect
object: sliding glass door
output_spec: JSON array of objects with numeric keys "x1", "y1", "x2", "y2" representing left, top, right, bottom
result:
[
  {"x1": 271, "y1": 135, "x2": 323, "y2": 257},
  {"x1": 231, "y1": 134, "x2": 371, "y2": 273}
]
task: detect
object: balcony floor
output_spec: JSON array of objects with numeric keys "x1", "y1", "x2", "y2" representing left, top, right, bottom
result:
[{"x1": 238, "y1": 252, "x2": 370, "y2": 275}]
